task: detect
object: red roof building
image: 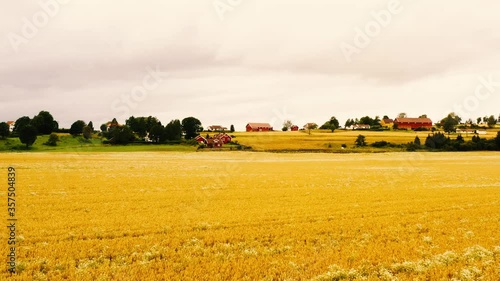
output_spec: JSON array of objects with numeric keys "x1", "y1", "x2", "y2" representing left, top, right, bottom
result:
[
  {"x1": 291, "y1": 125, "x2": 299, "y2": 131},
  {"x1": 246, "y1": 123, "x2": 273, "y2": 132},
  {"x1": 394, "y1": 118, "x2": 433, "y2": 130}
]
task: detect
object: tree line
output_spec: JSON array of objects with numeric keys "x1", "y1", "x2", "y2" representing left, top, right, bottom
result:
[{"x1": 0, "y1": 111, "x2": 208, "y2": 148}]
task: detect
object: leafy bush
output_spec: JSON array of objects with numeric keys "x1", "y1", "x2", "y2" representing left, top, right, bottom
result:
[{"x1": 44, "y1": 133, "x2": 59, "y2": 146}]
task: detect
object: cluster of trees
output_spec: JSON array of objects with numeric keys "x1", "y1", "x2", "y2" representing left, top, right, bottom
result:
[
  {"x1": 345, "y1": 116, "x2": 382, "y2": 128},
  {"x1": 96, "y1": 116, "x2": 201, "y2": 145},
  {"x1": 2, "y1": 110, "x2": 206, "y2": 148},
  {"x1": 0, "y1": 111, "x2": 59, "y2": 147},
  {"x1": 319, "y1": 117, "x2": 340, "y2": 132},
  {"x1": 354, "y1": 131, "x2": 500, "y2": 152},
  {"x1": 423, "y1": 132, "x2": 500, "y2": 151}
]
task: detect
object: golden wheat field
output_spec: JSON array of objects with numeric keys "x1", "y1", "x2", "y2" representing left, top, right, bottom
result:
[{"x1": 1, "y1": 151, "x2": 499, "y2": 280}]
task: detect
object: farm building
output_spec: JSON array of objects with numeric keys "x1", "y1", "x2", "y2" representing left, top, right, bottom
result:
[
  {"x1": 456, "y1": 129, "x2": 487, "y2": 135},
  {"x1": 346, "y1": 124, "x2": 371, "y2": 130},
  {"x1": 213, "y1": 133, "x2": 232, "y2": 144},
  {"x1": 207, "y1": 125, "x2": 227, "y2": 132},
  {"x1": 394, "y1": 118, "x2": 433, "y2": 130},
  {"x1": 6, "y1": 121, "x2": 15, "y2": 132},
  {"x1": 246, "y1": 123, "x2": 273, "y2": 132},
  {"x1": 380, "y1": 118, "x2": 394, "y2": 128},
  {"x1": 195, "y1": 135, "x2": 207, "y2": 144},
  {"x1": 291, "y1": 125, "x2": 299, "y2": 131}
]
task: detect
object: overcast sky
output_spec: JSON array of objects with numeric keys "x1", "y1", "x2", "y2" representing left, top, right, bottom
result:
[{"x1": 1, "y1": 0, "x2": 500, "y2": 130}]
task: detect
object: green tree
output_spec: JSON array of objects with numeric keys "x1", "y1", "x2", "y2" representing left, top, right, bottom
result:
[
  {"x1": 13, "y1": 116, "x2": 31, "y2": 133},
  {"x1": 100, "y1": 124, "x2": 108, "y2": 132},
  {"x1": 359, "y1": 116, "x2": 374, "y2": 126},
  {"x1": 230, "y1": 124, "x2": 235, "y2": 133},
  {"x1": 108, "y1": 118, "x2": 120, "y2": 133},
  {"x1": 165, "y1": 120, "x2": 182, "y2": 141},
  {"x1": 355, "y1": 135, "x2": 366, "y2": 147},
  {"x1": 321, "y1": 116, "x2": 340, "y2": 132},
  {"x1": 419, "y1": 114, "x2": 428, "y2": 118},
  {"x1": 19, "y1": 125, "x2": 38, "y2": 148},
  {"x1": 487, "y1": 115, "x2": 497, "y2": 128},
  {"x1": 425, "y1": 134, "x2": 435, "y2": 149},
  {"x1": 88, "y1": 121, "x2": 94, "y2": 131},
  {"x1": 109, "y1": 126, "x2": 134, "y2": 145},
  {"x1": 441, "y1": 113, "x2": 460, "y2": 134},
  {"x1": 31, "y1": 111, "x2": 56, "y2": 135},
  {"x1": 44, "y1": 133, "x2": 59, "y2": 146},
  {"x1": 182, "y1": 117, "x2": 202, "y2": 139},
  {"x1": 495, "y1": 132, "x2": 500, "y2": 149},
  {"x1": 414, "y1": 136, "x2": 421, "y2": 146},
  {"x1": 70, "y1": 120, "x2": 86, "y2": 136},
  {"x1": 477, "y1": 117, "x2": 482, "y2": 124},
  {"x1": 344, "y1": 119, "x2": 355, "y2": 128},
  {"x1": 0, "y1": 122, "x2": 10, "y2": 139},
  {"x1": 397, "y1": 113, "x2": 407, "y2": 118},
  {"x1": 149, "y1": 124, "x2": 165, "y2": 143},
  {"x1": 83, "y1": 126, "x2": 92, "y2": 139}
]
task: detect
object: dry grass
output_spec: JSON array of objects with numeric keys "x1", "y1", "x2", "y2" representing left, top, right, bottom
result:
[
  {"x1": 231, "y1": 130, "x2": 498, "y2": 151},
  {"x1": 1, "y1": 151, "x2": 499, "y2": 280}
]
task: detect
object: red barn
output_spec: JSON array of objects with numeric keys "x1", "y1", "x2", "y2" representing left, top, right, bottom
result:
[
  {"x1": 195, "y1": 135, "x2": 207, "y2": 144},
  {"x1": 291, "y1": 125, "x2": 299, "y2": 131},
  {"x1": 394, "y1": 118, "x2": 433, "y2": 130},
  {"x1": 246, "y1": 123, "x2": 273, "y2": 132},
  {"x1": 214, "y1": 133, "x2": 232, "y2": 144}
]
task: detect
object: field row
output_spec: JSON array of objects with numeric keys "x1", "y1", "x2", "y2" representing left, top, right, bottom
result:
[{"x1": 1, "y1": 152, "x2": 499, "y2": 280}]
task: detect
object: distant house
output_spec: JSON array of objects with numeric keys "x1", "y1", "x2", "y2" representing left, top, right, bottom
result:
[
  {"x1": 6, "y1": 121, "x2": 15, "y2": 132},
  {"x1": 456, "y1": 129, "x2": 487, "y2": 135},
  {"x1": 380, "y1": 118, "x2": 394, "y2": 128},
  {"x1": 246, "y1": 123, "x2": 273, "y2": 132},
  {"x1": 347, "y1": 124, "x2": 371, "y2": 130},
  {"x1": 394, "y1": 118, "x2": 433, "y2": 130},
  {"x1": 195, "y1": 135, "x2": 207, "y2": 144},
  {"x1": 206, "y1": 137, "x2": 222, "y2": 148},
  {"x1": 213, "y1": 133, "x2": 232, "y2": 144},
  {"x1": 291, "y1": 125, "x2": 299, "y2": 131},
  {"x1": 207, "y1": 125, "x2": 227, "y2": 132}
]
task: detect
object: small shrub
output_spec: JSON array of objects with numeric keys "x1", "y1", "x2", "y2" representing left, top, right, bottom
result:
[{"x1": 44, "y1": 133, "x2": 59, "y2": 146}]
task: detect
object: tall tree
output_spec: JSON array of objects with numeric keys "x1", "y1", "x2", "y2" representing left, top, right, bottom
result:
[
  {"x1": 31, "y1": 111, "x2": 56, "y2": 135},
  {"x1": 441, "y1": 113, "x2": 460, "y2": 134},
  {"x1": 70, "y1": 120, "x2": 87, "y2": 136},
  {"x1": 88, "y1": 121, "x2": 94, "y2": 131},
  {"x1": 321, "y1": 116, "x2": 340, "y2": 132},
  {"x1": 83, "y1": 126, "x2": 92, "y2": 139},
  {"x1": 13, "y1": 116, "x2": 31, "y2": 133},
  {"x1": 19, "y1": 125, "x2": 37, "y2": 148},
  {"x1": 230, "y1": 124, "x2": 235, "y2": 133},
  {"x1": 149, "y1": 124, "x2": 165, "y2": 143},
  {"x1": 109, "y1": 126, "x2": 134, "y2": 145},
  {"x1": 487, "y1": 115, "x2": 497, "y2": 128},
  {"x1": 181, "y1": 117, "x2": 202, "y2": 139},
  {"x1": 0, "y1": 122, "x2": 10, "y2": 139},
  {"x1": 397, "y1": 113, "x2": 408, "y2": 118},
  {"x1": 165, "y1": 120, "x2": 182, "y2": 141},
  {"x1": 100, "y1": 124, "x2": 108, "y2": 132},
  {"x1": 282, "y1": 120, "x2": 293, "y2": 131}
]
